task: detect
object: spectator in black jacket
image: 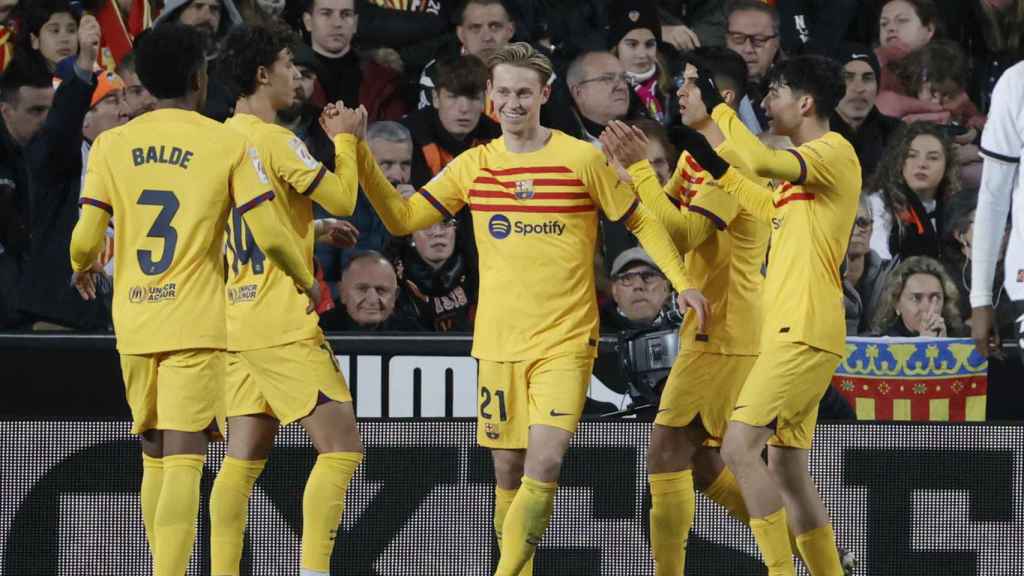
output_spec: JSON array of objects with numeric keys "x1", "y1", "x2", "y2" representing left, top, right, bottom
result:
[
  {"x1": 775, "y1": 0, "x2": 860, "y2": 58},
  {"x1": 320, "y1": 250, "x2": 421, "y2": 331},
  {"x1": 0, "y1": 55, "x2": 54, "y2": 328},
  {"x1": 390, "y1": 219, "x2": 477, "y2": 332},
  {"x1": 18, "y1": 14, "x2": 127, "y2": 330},
  {"x1": 724, "y1": 0, "x2": 780, "y2": 134},
  {"x1": 830, "y1": 44, "x2": 902, "y2": 181},
  {"x1": 153, "y1": 0, "x2": 244, "y2": 121},
  {"x1": 402, "y1": 53, "x2": 500, "y2": 188}
]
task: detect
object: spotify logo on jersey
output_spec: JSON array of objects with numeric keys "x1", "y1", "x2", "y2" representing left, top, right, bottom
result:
[{"x1": 488, "y1": 214, "x2": 512, "y2": 239}]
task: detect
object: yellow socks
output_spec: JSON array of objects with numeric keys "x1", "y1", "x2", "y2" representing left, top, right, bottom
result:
[
  {"x1": 494, "y1": 486, "x2": 533, "y2": 575},
  {"x1": 750, "y1": 508, "x2": 796, "y2": 576},
  {"x1": 494, "y1": 476, "x2": 556, "y2": 576},
  {"x1": 300, "y1": 451, "x2": 363, "y2": 573},
  {"x1": 154, "y1": 454, "x2": 205, "y2": 576},
  {"x1": 796, "y1": 524, "x2": 843, "y2": 576},
  {"x1": 210, "y1": 457, "x2": 267, "y2": 576},
  {"x1": 704, "y1": 467, "x2": 749, "y2": 524},
  {"x1": 649, "y1": 470, "x2": 695, "y2": 576},
  {"x1": 140, "y1": 453, "x2": 164, "y2": 555}
]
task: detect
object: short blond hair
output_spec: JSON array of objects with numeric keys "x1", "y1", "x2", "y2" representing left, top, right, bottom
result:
[{"x1": 486, "y1": 42, "x2": 554, "y2": 86}]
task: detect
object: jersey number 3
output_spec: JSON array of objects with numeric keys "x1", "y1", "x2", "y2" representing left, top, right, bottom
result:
[{"x1": 137, "y1": 189, "x2": 179, "y2": 276}]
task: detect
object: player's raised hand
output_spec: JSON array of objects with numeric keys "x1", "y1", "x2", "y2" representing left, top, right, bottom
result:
[
  {"x1": 676, "y1": 125, "x2": 729, "y2": 179},
  {"x1": 677, "y1": 288, "x2": 711, "y2": 333},
  {"x1": 320, "y1": 103, "x2": 366, "y2": 139},
  {"x1": 317, "y1": 218, "x2": 360, "y2": 248},
  {"x1": 693, "y1": 65, "x2": 725, "y2": 113},
  {"x1": 77, "y1": 14, "x2": 101, "y2": 70},
  {"x1": 600, "y1": 121, "x2": 650, "y2": 168}
]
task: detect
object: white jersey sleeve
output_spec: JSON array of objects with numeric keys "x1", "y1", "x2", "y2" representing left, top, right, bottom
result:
[{"x1": 972, "y1": 62, "x2": 1024, "y2": 307}]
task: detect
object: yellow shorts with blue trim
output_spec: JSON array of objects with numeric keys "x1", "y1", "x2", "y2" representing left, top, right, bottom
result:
[
  {"x1": 731, "y1": 341, "x2": 840, "y2": 449},
  {"x1": 119, "y1": 349, "x2": 226, "y2": 439},
  {"x1": 225, "y1": 334, "x2": 351, "y2": 426},
  {"x1": 655, "y1": 349, "x2": 757, "y2": 446},
  {"x1": 476, "y1": 354, "x2": 593, "y2": 450}
]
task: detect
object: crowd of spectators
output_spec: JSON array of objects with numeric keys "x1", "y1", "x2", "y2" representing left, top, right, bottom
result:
[{"x1": 0, "y1": 0, "x2": 1020, "y2": 343}]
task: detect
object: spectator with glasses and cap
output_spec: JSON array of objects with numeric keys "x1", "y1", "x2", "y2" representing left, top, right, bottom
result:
[{"x1": 601, "y1": 247, "x2": 674, "y2": 332}]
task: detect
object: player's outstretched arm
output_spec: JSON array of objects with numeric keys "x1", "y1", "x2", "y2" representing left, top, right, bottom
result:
[
  {"x1": 353, "y1": 139, "x2": 450, "y2": 235},
  {"x1": 69, "y1": 203, "x2": 111, "y2": 300},
  {"x1": 601, "y1": 122, "x2": 716, "y2": 253},
  {"x1": 709, "y1": 103, "x2": 806, "y2": 183}
]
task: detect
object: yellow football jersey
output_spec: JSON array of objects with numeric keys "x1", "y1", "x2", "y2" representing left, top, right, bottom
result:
[
  {"x1": 712, "y1": 105, "x2": 861, "y2": 356},
  {"x1": 77, "y1": 108, "x2": 270, "y2": 355},
  {"x1": 656, "y1": 145, "x2": 769, "y2": 356},
  {"x1": 422, "y1": 130, "x2": 646, "y2": 360},
  {"x1": 223, "y1": 114, "x2": 357, "y2": 351}
]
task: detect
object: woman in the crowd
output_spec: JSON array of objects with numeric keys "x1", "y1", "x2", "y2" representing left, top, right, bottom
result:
[
  {"x1": 874, "y1": 0, "x2": 951, "y2": 123},
  {"x1": 871, "y1": 255, "x2": 966, "y2": 337},
  {"x1": 868, "y1": 122, "x2": 960, "y2": 261},
  {"x1": 609, "y1": 0, "x2": 679, "y2": 126}
]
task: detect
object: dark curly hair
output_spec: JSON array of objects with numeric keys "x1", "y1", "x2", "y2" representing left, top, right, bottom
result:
[
  {"x1": 869, "y1": 122, "x2": 959, "y2": 217},
  {"x1": 222, "y1": 23, "x2": 298, "y2": 98},
  {"x1": 893, "y1": 38, "x2": 967, "y2": 97},
  {"x1": 764, "y1": 55, "x2": 846, "y2": 120},
  {"x1": 135, "y1": 23, "x2": 207, "y2": 100}
]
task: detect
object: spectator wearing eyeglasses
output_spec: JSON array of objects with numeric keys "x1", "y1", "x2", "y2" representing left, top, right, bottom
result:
[
  {"x1": 601, "y1": 247, "x2": 674, "y2": 331},
  {"x1": 389, "y1": 218, "x2": 477, "y2": 332},
  {"x1": 566, "y1": 50, "x2": 637, "y2": 145},
  {"x1": 844, "y1": 193, "x2": 895, "y2": 335},
  {"x1": 724, "y1": 0, "x2": 780, "y2": 134}
]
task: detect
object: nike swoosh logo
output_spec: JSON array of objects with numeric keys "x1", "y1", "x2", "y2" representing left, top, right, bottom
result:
[
  {"x1": 657, "y1": 408, "x2": 670, "y2": 414},
  {"x1": 734, "y1": 405, "x2": 749, "y2": 411},
  {"x1": 549, "y1": 409, "x2": 573, "y2": 417}
]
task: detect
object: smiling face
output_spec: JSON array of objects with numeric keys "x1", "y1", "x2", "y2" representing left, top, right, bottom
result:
[
  {"x1": 616, "y1": 28, "x2": 657, "y2": 75},
  {"x1": 879, "y1": 0, "x2": 935, "y2": 52},
  {"x1": 761, "y1": 80, "x2": 806, "y2": 137},
  {"x1": 901, "y1": 134, "x2": 946, "y2": 200},
  {"x1": 489, "y1": 63, "x2": 549, "y2": 135},
  {"x1": 340, "y1": 257, "x2": 398, "y2": 327}
]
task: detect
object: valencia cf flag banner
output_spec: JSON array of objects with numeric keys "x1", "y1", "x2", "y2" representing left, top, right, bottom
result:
[
  {"x1": 832, "y1": 337, "x2": 988, "y2": 422},
  {"x1": 94, "y1": 0, "x2": 152, "y2": 72}
]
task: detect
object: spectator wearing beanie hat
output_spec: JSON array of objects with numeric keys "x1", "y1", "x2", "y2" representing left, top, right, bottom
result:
[
  {"x1": 609, "y1": 0, "x2": 680, "y2": 126},
  {"x1": 830, "y1": 43, "x2": 902, "y2": 181}
]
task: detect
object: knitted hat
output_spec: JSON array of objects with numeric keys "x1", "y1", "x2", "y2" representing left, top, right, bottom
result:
[
  {"x1": 837, "y1": 43, "x2": 881, "y2": 82},
  {"x1": 91, "y1": 70, "x2": 125, "y2": 108},
  {"x1": 608, "y1": 0, "x2": 661, "y2": 48}
]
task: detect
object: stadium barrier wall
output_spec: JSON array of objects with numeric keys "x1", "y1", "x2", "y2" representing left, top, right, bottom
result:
[{"x1": 1, "y1": 420, "x2": 1022, "y2": 576}]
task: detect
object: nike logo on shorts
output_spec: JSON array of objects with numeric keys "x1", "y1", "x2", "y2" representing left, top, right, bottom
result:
[{"x1": 549, "y1": 409, "x2": 573, "y2": 417}]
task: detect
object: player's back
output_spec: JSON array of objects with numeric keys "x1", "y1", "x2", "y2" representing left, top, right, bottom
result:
[
  {"x1": 222, "y1": 114, "x2": 321, "y2": 351},
  {"x1": 89, "y1": 108, "x2": 250, "y2": 355}
]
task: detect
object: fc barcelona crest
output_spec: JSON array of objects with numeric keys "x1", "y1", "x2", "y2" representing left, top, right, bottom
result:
[{"x1": 515, "y1": 179, "x2": 534, "y2": 200}]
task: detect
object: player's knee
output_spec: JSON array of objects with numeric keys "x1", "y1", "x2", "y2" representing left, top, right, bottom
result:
[
  {"x1": 720, "y1": 430, "x2": 755, "y2": 471},
  {"x1": 526, "y1": 448, "x2": 565, "y2": 482}
]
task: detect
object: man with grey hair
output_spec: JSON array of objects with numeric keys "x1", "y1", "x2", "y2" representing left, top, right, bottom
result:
[
  {"x1": 566, "y1": 51, "x2": 632, "y2": 145},
  {"x1": 316, "y1": 121, "x2": 410, "y2": 294},
  {"x1": 724, "y1": 0, "x2": 780, "y2": 133}
]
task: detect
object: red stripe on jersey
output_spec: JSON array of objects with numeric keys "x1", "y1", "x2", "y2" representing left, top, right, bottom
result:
[
  {"x1": 473, "y1": 177, "x2": 585, "y2": 188},
  {"x1": 773, "y1": 192, "x2": 815, "y2": 208},
  {"x1": 470, "y1": 203, "x2": 595, "y2": 213},
  {"x1": 481, "y1": 166, "x2": 573, "y2": 176},
  {"x1": 469, "y1": 189, "x2": 591, "y2": 201},
  {"x1": 684, "y1": 154, "x2": 704, "y2": 173}
]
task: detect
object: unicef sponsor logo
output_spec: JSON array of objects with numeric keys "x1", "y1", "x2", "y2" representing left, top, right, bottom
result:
[{"x1": 489, "y1": 214, "x2": 512, "y2": 239}]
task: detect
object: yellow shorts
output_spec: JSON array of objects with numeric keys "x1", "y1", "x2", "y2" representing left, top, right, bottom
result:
[
  {"x1": 119, "y1": 349, "x2": 226, "y2": 439},
  {"x1": 731, "y1": 341, "x2": 841, "y2": 449},
  {"x1": 655, "y1": 350, "x2": 757, "y2": 445},
  {"x1": 476, "y1": 354, "x2": 593, "y2": 450},
  {"x1": 225, "y1": 335, "x2": 352, "y2": 426}
]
